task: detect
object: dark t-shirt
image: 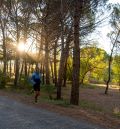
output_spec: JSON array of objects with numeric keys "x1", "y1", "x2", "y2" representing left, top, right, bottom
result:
[{"x1": 32, "y1": 72, "x2": 41, "y2": 85}]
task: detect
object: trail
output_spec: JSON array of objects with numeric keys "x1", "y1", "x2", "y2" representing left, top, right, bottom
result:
[{"x1": 0, "y1": 96, "x2": 106, "y2": 129}]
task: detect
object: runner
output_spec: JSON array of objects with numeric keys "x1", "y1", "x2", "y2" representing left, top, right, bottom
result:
[{"x1": 31, "y1": 67, "x2": 41, "y2": 103}]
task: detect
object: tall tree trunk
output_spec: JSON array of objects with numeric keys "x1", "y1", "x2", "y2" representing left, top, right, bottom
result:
[
  {"x1": 24, "y1": 34, "x2": 28, "y2": 77},
  {"x1": 57, "y1": 26, "x2": 72, "y2": 99},
  {"x1": 1, "y1": 22, "x2": 7, "y2": 87},
  {"x1": 42, "y1": 65, "x2": 45, "y2": 85},
  {"x1": 57, "y1": 52, "x2": 64, "y2": 99},
  {"x1": 70, "y1": 0, "x2": 80, "y2": 105},
  {"x1": 0, "y1": 0, "x2": 4, "y2": 7},
  {"x1": 62, "y1": 61, "x2": 67, "y2": 87},
  {"x1": 14, "y1": 60, "x2": 15, "y2": 74},
  {"x1": 9, "y1": 60, "x2": 12, "y2": 78},
  {"x1": 14, "y1": 14, "x2": 20, "y2": 86},
  {"x1": 24, "y1": 58, "x2": 27, "y2": 77},
  {"x1": 50, "y1": 61, "x2": 54, "y2": 83},
  {"x1": 45, "y1": 38, "x2": 50, "y2": 85},
  {"x1": 105, "y1": 56, "x2": 112, "y2": 94},
  {"x1": 57, "y1": 0, "x2": 65, "y2": 99},
  {"x1": 14, "y1": 57, "x2": 19, "y2": 86},
  {"x1": 19, "y1": 62, "x2": 24, "y2": 82},
  {"x1": 23, "y1": 13, "x2": 29, "y2": 78},
  {"x1": 2, "y1": 29, "x2": 7, "y2": 79},
  {"x1": 7, "y1": 62, "x2": 8, "y2": 73},
  {"x1": 105, "y1": 31, "x2": 120, "y2": 94},
  {"x1": 54, "y1": 40, "x2": 58, "y2": 87},
  {"x1": 27, "y1": 63, "x2": 31, "y2": 76}
]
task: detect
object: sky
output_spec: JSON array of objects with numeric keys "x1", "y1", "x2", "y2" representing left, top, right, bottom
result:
[
  {"x1": 96, "y1": 0, "x2": 120, "y2": 54},
  {"x1": 109, "y1": 0, "x2": 120, "y2": 4}
]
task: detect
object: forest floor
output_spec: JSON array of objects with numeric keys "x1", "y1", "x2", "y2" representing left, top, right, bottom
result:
[{"x1": 0, "y1": 84, "x2": 120, "y2": 129}]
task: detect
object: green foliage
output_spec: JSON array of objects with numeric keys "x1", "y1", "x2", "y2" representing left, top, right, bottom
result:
[
  {"x1": 112, "y1": 55, "x2": 120, "y2": 85},
  {"x1": 0, "y1": 76, "x2": 6, "y2": 89},
  {"x1": 113, "y1": 113, "x2": 120, "y2": 118},
  {"x1": 18, "y1": 75, "x2": 33, "y2": 90},
  {"x1": 66, "y1": 47, "x2": 109, "y2": 84},
  {"x1": 80, "y1": 46, "x2": 108, "y2": 84},
  {"x1": 41, "y1": 84, "x2": 56, "y2": 93},
  {"x1": 66, "y1": 56, "x2": 73, "y2": 81},
  {"x1": 113, "y1": 112, "x2": 120, "y2": 118},
  {"x1": 0, "y1": 71, "x2": 10, "y2": 89}
]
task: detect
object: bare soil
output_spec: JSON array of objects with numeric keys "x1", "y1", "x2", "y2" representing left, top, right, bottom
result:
[{"x1": 0, "y1": 85, "x2": 120, "y2": 129}]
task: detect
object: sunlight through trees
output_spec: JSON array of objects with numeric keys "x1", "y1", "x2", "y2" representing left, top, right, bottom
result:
[{"x1": 0, "y1": 0, "x2": 119, "y2": 105}]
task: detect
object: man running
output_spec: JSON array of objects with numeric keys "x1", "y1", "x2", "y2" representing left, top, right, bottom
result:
[{"x1": 31, "y1": 67, "x2": 41, "y2": 103}]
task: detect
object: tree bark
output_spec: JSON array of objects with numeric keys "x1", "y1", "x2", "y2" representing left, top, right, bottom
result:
[
  {"x1": 70, "y1": 0, "x2": 80, "y2": 105},
  {"x1": 42, "y1": 65, "x2": 45, "y2": 85},
  {"x1": 14, "y1": 57, "x2": 19, "y2": 86},
  {"x1": 2, "y1": 28, "x2": 7, "y2": 79},
  {"x1": 27, "y1": 64, "x2": 31, "y2": 76},
  {"x1": 7, "y1": 62, "x2": 8, "y2": 73},
  {"x1": 57, "y1": 30, "x2": 72, "y2": 99},
  {"x1": 54, "y1": 40, "x2": 58, "y2": 87},
  {"x1": 14, "y1": 11, "x2": 20, "y2": 86},
  {"x1": 0, "y1": 19, "x2": 7, "y2": 87},
  {"x1": 57, "y1": 0, "x2": 65, "y2": 99},
  {"x1": 19, "y1": 62, "x2": 24, "y2": 82},
  {"x1": 105, "y1": 31, "x2": 120, "y2": 94},
  {"x1": 45, "y1": 37, "x2": 50, "y2": 85},
  {"x1": 9, "y1": 60, "x2": 12, "y2": 78},
  {"x1": 24, "y1": 58, "x2": 27, "y2": 77},
  {"x1": 50, "y1": 61, "x2": 54, "y2": 83},
  {"x1": 62, "y1": 60, "x2": 67, "y2": 87}
]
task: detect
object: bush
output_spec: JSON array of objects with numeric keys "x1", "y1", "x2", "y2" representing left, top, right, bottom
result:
[
  {"x1": 41, "y1": 84, "x2": 56, "y2": 99},
  {"x1": 18, "y1": 75, "x2": 33, "y2": 90},
  {"x1": 0, "y1": 71, "x2": 10, "y2": 89}
]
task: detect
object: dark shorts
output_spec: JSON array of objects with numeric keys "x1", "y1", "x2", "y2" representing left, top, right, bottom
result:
[{"x1": 33, "y1": 83, "x2": 40, "y2": 91}]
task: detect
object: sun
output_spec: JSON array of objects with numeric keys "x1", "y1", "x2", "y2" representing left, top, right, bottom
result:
[
  {"x1": 17, "y1": 39, "x2": 39, "y2": 53},
  {"x1": 17, "y1": 42, "x2": 25, "y2": 52}
]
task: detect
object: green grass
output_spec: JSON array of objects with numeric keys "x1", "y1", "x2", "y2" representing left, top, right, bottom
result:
[
  {"x1": 79, "y1": 99, "x2": 103, "y2": 112},
  {"x1": 41, "y1": 84, "x2": 56, "y2": 93},
  {"x1": 39, "y1": 96, "x2": 70, "y2": 107},
  {"x1": 41, "y1": 84, "x2": 56, "y2": 99},
  {"x1": 81, "y1": 84, "x2": 97, "y2": 89},
  {"x1": 113, "y1": 113, "x2": 120, "y2": 118}
]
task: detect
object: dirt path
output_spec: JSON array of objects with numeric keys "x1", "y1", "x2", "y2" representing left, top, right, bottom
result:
[
  {"x1": 0, "y1": 96, "x2": 106, "y2": 129},
  {"x1": 0, "y1": 89, "x2": 120, "y2": 129}
]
